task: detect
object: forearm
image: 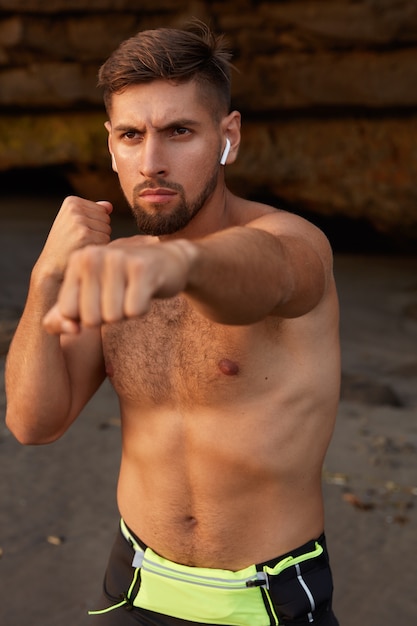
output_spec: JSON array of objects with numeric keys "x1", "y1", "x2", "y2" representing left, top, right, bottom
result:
[{"x1": 5, "y1": 271, "x2": 73, "y2": 444}]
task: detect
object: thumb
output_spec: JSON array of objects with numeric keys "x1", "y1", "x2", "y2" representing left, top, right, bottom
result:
[
  {"x1": 96, "y1": 200, "x2": 113, "y2": 214},
  {"x1": 43, "y1": 305, "x2": 80, "y2": 335}
]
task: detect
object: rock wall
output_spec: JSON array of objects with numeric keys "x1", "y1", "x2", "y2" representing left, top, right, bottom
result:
[{"x1": 1, "y1": 0, "x2": 417, "y2": 240}]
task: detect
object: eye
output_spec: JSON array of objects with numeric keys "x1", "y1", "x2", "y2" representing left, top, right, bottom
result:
[
  {"x1": 172, "y1": 127, "x2": 191, "y2": 137},
  {"x1": 121, "y1": 130, "x2": 142, "y2": 141}
]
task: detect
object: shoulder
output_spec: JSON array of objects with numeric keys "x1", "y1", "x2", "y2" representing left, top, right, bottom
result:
[
  {"x1": 250, "y1": 206, "x2": 331, "y2": 253},
  {"x1": 231, "y1": 196, "x2": 333, "y2": 271},
  {"x1": 237, "y1": 200, "x2": 336, "y2": 309}
]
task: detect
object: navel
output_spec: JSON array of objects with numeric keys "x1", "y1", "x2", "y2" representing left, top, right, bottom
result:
[{"x1": 218, "y1": 358, "x2": 240, "y2": 376}]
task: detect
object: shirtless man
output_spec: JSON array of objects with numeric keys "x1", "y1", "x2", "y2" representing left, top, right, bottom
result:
[{"x1": 5, "y1": 23, "x2": 340, "y2": 626}]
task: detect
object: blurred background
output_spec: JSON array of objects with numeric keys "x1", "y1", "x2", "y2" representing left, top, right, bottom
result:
[
  {"x1": 1, "y1": 2, "x2": 416, "y2": 626},
  {"x1": 1, "y1": 0, "x2": 417, "y2": 249}
]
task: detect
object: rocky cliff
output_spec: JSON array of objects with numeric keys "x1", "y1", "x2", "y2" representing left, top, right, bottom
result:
[{"x1": 1, "y1": 0, "x2": 417, "y2": 242}]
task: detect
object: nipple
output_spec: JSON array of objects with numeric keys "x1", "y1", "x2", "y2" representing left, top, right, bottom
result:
[
  {"x1": 218, "y1": 358, "x2": 239, "y2": 376},
  {"x1": 105, "y1": 361, "x2": 114, "y2": 378}
]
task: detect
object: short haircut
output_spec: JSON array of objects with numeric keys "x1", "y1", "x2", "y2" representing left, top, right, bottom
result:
[{"x1": 98, "y1": 21, "x2": 233, "y2": 118}]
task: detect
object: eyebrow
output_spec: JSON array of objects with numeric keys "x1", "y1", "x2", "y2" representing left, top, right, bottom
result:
[{"x1": 113, "y1": 119, "x2": 202, "y2": 133}]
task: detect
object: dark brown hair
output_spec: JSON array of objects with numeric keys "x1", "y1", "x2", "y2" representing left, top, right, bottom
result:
[{"x1": 98, "y1": 21, "x2": 233, "y2": 117}]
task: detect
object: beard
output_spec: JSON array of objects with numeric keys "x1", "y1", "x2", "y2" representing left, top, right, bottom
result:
[{"x1": 128, "y1": 165, "x2": 219, "y2": 236}]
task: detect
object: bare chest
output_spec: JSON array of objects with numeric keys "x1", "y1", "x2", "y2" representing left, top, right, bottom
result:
[{"x1": 102, "y1": 297, "x2": 259, "y2": 406}]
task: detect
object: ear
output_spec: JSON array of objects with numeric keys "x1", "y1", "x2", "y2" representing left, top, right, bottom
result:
[
  {"x1": 104, "y1": 120, "x2": 118, "y2": 173},
  {"x1": 220, "y1": 111, "x2": 241, "y2": 165}
]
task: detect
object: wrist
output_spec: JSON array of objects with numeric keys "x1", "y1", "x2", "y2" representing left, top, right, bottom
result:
[
  {"x1": 30, "y1": 262, "x2": 65, "y2": 309},
  {"x1": 165, "y1": 239, "x2": 199, "y2": 275},
  {"x1": 31, "y1": 257, "x2": 65, "y2": 285}
]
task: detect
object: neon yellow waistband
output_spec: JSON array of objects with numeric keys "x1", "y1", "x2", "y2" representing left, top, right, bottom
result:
[{"x1": 90, "y1": 519, "x2": 324, "y2": 626}]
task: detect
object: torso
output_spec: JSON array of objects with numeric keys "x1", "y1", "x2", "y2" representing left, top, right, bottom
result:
[{"x1": 102, "y1": 279, "x2": 340, "y2": 569}]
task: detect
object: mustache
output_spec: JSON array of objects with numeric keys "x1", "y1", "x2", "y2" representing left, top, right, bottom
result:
[{"x1": 133, "y1": 179, "x2": 184, "y2": 195}]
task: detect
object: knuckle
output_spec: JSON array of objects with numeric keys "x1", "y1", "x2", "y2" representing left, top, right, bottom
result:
[
  {"x1": 102, "y1": 248, "x2": 124, "y2": 273},
  {"x1": 63, "y1": 195, "x2": 81, "y2": 212},
  {"x1": 70, "y1": 245, "x2": 100, "y2": 269},
  {"x1": 128, "y1": 255, "x2": 146, "y2": 276},
  {"x1": 73, "y1": 224, "x2": 90, "y2": 245}
]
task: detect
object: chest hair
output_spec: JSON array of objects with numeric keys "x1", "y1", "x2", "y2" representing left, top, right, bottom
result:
[{"x1": 102, "y1": 296, "x2": 237, "y2": 405}]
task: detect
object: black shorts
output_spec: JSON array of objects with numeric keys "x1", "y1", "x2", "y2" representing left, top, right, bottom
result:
[{"x1": 87, "y1": 521, "x2": 339, "y2": 626}]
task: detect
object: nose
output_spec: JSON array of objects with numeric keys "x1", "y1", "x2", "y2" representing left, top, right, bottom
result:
[{"x1": 139, "y1": 135, "x2": 167, "y2": 178}]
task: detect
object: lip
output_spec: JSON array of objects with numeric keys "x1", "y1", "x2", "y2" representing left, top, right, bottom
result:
[{"x1": 139, "y1": 188, "x2": 177, "y2": 203}]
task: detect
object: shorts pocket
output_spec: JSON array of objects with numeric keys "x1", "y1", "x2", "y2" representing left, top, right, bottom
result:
[
  {"x1": 267, "y1": 554, "x2": 334, "y2": 624},
  {"x1": 103, "y1": 528, "x2": 139, "y2": 602}
]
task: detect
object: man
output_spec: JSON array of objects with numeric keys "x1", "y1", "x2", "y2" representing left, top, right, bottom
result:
[{"x1": 5, "y1": 22, "x2": 340, "y2": 626}]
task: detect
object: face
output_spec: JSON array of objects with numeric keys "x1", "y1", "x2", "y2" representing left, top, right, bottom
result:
[{"x1": 106, "y1": 80, "x2": 228, "y2": 236}]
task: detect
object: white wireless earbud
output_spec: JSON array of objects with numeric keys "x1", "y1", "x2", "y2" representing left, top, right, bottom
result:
[
  {"x1": 111, "y1": 153, "x2": 117, "y2": 171},
  {"x1": 220, "y1": 138, "x2": 231, "y2": 165}
]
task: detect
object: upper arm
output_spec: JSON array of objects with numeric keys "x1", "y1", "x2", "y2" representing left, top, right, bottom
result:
[{"x1": 247, "y1": 211, "x2": 334, "y2": 318}]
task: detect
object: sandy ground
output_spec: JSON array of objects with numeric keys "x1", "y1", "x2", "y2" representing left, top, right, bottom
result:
[{"x1": 0, "y1": 195, "x2": 416, "y2": 625}]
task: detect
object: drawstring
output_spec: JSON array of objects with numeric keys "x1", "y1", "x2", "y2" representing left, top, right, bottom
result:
[{"x1": 88, "y1": 567, "x2": 140, "y2": 616}]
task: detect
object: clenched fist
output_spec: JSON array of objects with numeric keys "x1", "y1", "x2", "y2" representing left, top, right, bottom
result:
[
  {"x1": 43, "y1": 237, "x2": 197, "y2": 334},
  {"x1": 35, "y1": 196, "x2": 113, "y2": 280}
]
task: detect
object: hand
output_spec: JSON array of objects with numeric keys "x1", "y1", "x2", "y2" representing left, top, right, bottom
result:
[
  {"x1": 42, "y1": 238, "x2": 197, "y2": 334},
  {"x1": 35, "y1": 196, "x2": 113, "y2": 280}
]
